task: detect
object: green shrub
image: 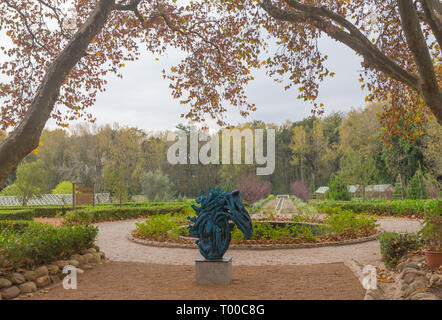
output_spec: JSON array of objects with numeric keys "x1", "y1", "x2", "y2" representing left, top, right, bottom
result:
[
  {"x1": 0, "y1": 210, "x2": 34, "y2": 221},
  {"x1": 64, "y1": 203, "x2": 193, "y2": 224},
  {"x1": 135, "y1": 213, "x2": 188, "y2": 240},
  {"x1": 380, "y1": 232, "x2": 423, "y2": 269},
  {"x1": 312, "y1": 199, "x2": 440, "y2": 217},
  {"x1": 326, "y1": 175, "x2": 351, "y2": 201},
  {"x1": 418, "y1": 210, "x2": 442, "y2": 251},
  {"x1": 51, "y1": 181, "x2": 73, "y2": 194},
  {"x1": 324, "y1": 208, "x2": 378, "y2": 237},
  {"x1": 0, "y1": 221, "x2": 97, "y2": 269}
]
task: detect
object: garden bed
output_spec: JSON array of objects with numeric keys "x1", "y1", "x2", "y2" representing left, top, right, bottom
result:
[{"x1": 131, "y1": 210, "x2": 380, "y2": 249}]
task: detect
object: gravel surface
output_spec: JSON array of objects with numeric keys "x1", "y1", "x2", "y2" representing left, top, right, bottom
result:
[
  {"x1": 23, "y1": 262, "x2": 365, "y2": 300},
  {"x1": 96, "y1": 217, "x2": 422, "y2": 266}
]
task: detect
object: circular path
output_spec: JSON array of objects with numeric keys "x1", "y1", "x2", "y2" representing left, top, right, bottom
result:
[{"x1": 96, "y1": 217, "x2": 423, "y2": 266}]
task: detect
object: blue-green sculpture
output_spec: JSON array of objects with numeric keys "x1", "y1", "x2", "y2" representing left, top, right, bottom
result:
[{"x1": 188, "y1": 187, "x2": 253, "y2": 260}]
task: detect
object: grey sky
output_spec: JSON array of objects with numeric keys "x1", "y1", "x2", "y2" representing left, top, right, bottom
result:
[{"x1": 41, "y1": 35, "x2": 368, "y2": 132}]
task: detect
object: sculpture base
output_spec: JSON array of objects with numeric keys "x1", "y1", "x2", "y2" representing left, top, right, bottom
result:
[{"x1": 195, "y1": 256, "x2": 232, "y2": 285}]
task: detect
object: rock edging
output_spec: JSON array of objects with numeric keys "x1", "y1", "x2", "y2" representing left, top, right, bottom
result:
[
  {"x1": 0, "y1": 248, "x2": 106, "y2": 300},
  {"x1": 127, "y1": 232, "x2": 381, "y2": 250},
  {"x1": 396, "y1": 258, "x2": 440, "y2": 300}
]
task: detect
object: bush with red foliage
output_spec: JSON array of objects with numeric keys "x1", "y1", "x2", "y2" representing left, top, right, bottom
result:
[
  {"x1": 290, "y1": 181, "x2": 310, "y2": 202},
  {"x1": 237, "y1": 175, "x2": 272, "y2": 204}
]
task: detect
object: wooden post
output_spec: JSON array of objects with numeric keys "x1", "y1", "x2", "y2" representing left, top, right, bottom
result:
[
  {"x1": 72, "y1": 182, "x2": 76, "y2": 210},
  {"x1": 93, "y1": 183, "x2": 96, "y2": 207}
]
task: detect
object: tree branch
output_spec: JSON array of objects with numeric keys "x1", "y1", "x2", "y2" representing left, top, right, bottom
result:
[
  {"x1": 261, "y1": 0, "x2": 420, "y2": 91},
  {"x1": 0, "y1": 0, "x2": 115, "y2": 186},
  {"x1": 420, "y1": 0, "x2": 442, "y2": 48},
  {"x1": 398, "y1": 0, "x2": 442, "y2": 123}
]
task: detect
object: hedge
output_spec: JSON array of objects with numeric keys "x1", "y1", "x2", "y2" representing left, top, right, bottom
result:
[
  {"x1": 312, "y1": 199, "x2": 441, "y2": 217},
  {"x1": 0, "y1": 210, "x2": 34, "y2": 221},
  {"x1": 64, "y1": 203, "x2": 193, "y2": 224},
  {"x1": 0, "y1": 220, "x2": 98, "y2": 269},
  {"x1": 0, "y1": 205, "x2": 89, "y2": 218},
  {"x1": 0, "y1": 202, "x2": 195, "y2": 218}
]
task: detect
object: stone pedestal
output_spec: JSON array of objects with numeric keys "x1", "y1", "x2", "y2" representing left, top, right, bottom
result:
[{"x1": 195, "y1": 256, "x2": 232, "y2": 285}]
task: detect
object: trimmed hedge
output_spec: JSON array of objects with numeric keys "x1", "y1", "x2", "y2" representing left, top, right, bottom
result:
[
  {"x1": 0, "y1": 202, "x2": 195, "y2": 218},
  {"x1": 0, "y1": 205, "x2": 89, "y2": 218},
  {"x1": 0, "y1": 210, "x2": 34, "y2": 221},
  {"x1": 312, "y1": 199, "x2": 441, "y2": 217},
  {"x1": 64, "y1": 203, "x2": 193, "y2": 224},
  {"x1": 0, "y1": 220, "x2": 98, "y2": 269}
]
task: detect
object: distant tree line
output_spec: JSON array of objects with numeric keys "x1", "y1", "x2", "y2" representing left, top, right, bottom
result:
[{"x1": 0, "y1": 103, "x2": 440, "y2": 203}]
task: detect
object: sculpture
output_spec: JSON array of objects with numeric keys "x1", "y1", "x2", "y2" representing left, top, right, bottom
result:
[{"x1": 188, "y1": 187, "x2": 253, "y2": 260}]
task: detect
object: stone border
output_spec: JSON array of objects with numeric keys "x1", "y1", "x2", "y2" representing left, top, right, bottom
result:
[
  {"x1": 127, "y1": 232, "x2": 381, "y2": 250},
  {"x1": 0, "y1": 248, "x2": 106, "y2": 300}
]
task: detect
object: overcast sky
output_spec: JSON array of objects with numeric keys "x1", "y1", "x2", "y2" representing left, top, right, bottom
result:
[{"x1": 2, "y1": 31, "x2": 369, "y2": 133}]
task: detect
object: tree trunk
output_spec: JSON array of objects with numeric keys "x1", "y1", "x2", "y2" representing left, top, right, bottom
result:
[{"x1": 0, "y1": 0, "x2": 115, "y2": 189}]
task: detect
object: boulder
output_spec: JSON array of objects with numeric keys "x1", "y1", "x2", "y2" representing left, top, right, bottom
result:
[
  {"x1": 81, "y1": 248, "x2": 97, "y2": 254},
  {"x1": 1, "y1": 286, "x2": 20, "y2": 299},
  {"x1": 70, "y1": 254, "x2": 85, "y2": 264},
  {"x1": 35, "y1": 275, "x2": 51, "y2": 288},
  {"x1": 90, "y1": 253, "x2": 101, "y2": 264},
  {"x1": 23, "y1": 271, "x2": 37, "y2": 281},
  {"x1": 401, "y1": 268, "x2": 425, "y2": 279},
  {"x1": 47, "y1": 264, "x2": 59, "y2": 275},
  {"x1": 35, "y1": 266, "x2": 49, "y2": 277},
  {"x1": 82, "y1": 253, "x2": 94, "y2": 263},
  {"x1": 410, "y1": 292, "x2": 438, "y2": 300},
  {"x1": 19, "y1": 282, "x2": 37, "y2": 294},
  {"x1": 7, "y1": 273, "x2": 25, "y2": 285},
  {"x1": 68, "y1": 259, "x2": 80, "y2": 267},
  {"x1": 0, "y1": 277, "x2": 12, "y2": 289},
  {"x1": 54, "y1": 260, "x2": 69, "y2": 268},
  {"x1": 402, "y1": 262, "x2": 419, "y2": 270},
  {"x1": 403, "y1": 273, "x2": 419, "y2": 284}
]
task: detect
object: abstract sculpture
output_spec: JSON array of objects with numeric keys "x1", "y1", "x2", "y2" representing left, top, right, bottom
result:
[{"x1": 188, "y1": 187, "x2": 253, "y2": 260}]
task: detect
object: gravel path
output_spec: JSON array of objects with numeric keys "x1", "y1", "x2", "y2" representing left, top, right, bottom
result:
[{"x1": 96, "y1": 217, "x2": 422, "y2": 267}]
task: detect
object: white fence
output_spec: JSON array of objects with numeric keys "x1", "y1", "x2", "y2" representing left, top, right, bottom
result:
[{"x1": 0, "y1": 193, "x2": 110, "y2": 206}]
